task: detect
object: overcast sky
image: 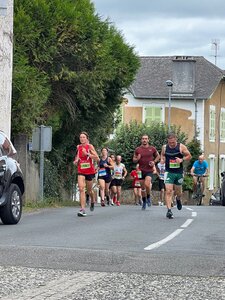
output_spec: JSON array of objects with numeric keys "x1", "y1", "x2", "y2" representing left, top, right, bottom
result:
[{"x1": 92, "y1": 0, "x2": 225, "y2": 70}]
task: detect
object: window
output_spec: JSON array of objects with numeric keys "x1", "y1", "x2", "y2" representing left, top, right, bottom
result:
[
  {"x1": 209, "y1": 105, "x2": 215, "y2": 142},
  {"x1": 143, "y1": 105, "x2": 164, "y2": 126},
  {"x1": 208, "y1": 154, "x2": 216, "y2": 190},
  {"x1": 220, "y1": 155, "x2": 225, "y2": 173},
  {"x1": 220, "y1": 108, "x2": 225, "y2": 142}
]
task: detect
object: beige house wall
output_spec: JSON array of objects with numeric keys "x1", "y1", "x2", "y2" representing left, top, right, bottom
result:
[
  {"x1": 165, "y1": 107, "x2": 194, "y2": 142},
  {"x1": 123, "y1": 105, "x2": 194, "y2": 142},
  {"x1": 123, "y1": 107, "x2": 142, "y2": 124},
  {"x1": 204, "y1": 81, "x2": 225, "y2": 156}
]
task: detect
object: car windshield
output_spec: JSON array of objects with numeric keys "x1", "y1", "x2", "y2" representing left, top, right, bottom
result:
[{"x1": 0, "y1": 131, "x2": 17, "y2": 157}]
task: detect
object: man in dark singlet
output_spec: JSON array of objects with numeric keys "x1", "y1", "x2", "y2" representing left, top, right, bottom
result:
[
  {"x1": 161, "y1": 132, "x2": 191, "y2": 219},
  {"x1": 133, "y1": 134, "x2": 160, "y2": 210}
]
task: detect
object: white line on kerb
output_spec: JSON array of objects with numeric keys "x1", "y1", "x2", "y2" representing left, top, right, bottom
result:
[
  {"x1": 181, "y1": 219, "x2": 193, "y2": 228},
  {"x1": 144, "y1": 229, "x2": 184, "y2": 251}
]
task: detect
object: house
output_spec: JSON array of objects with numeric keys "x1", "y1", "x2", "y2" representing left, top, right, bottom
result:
[{"x1": 123, "y1": 56, "x2": 225, "y2": 196}]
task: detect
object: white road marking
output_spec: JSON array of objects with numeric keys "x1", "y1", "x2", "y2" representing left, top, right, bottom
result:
[
  {"x1": 181, "y1": 219, "x2": 193, "y2": 228},
  {"x1": 186, "y1": 207, "x2": 193, "y2": 211},
  {"x1": 144, "y1": 207, "x2": 197, "y2": 251},
  {"x1": 144, "y1": 229, "x2": 184, "y2": 250}
]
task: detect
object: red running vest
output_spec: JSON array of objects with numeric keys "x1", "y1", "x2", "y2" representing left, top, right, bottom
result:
[{"x1": 76, "y1": 144, "x2": 96, "y2": 175}]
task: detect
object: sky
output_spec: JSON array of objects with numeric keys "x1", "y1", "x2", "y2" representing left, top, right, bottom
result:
[{"x1": 92, "y1": 0, "x2": 225, "y2": 70}]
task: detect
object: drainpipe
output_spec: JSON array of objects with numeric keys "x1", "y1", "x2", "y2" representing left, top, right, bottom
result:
[{"x1": 194, "y1": 98, "x2": 197, "y2": 139}]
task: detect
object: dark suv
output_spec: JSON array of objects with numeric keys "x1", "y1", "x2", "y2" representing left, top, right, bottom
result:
[{"x1": 0, "y1": 131, "x2": 24, "y2": 224}]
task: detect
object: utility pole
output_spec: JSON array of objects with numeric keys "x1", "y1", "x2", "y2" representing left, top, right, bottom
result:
[{"x1": 0, "y1": 0, "x2": 13, "y2": 137}]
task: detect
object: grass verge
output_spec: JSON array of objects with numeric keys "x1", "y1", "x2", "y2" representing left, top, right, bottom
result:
[{"x1": 23, "y1": 198, "x2": 79, "y2": 213}]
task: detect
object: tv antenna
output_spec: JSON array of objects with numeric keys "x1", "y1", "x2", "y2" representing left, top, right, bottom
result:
[{"x1": 211, "y1": 39, "x2": 220, "y2": 66}]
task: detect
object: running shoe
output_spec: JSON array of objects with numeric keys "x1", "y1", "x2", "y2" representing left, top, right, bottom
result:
[
  {"x1": 77, "y1": 209, "x2": 87, "y2": 217},
  {"x1": 116, "y1": 201, "x2": 120, "y2": 206},
  {"x1": 101, "y1": 200, "x2": 105, "y2": 207},
  {"x1": 90, "y1": 202, "x2": 94, "y2": 211},
  {"x1": 142, "y1": 200, "x2": 146, "y2": 210},
  {"x1": 147, "y1": 197, "x2": 151, "y2": 207},
  {"x1": 176, "y1": 198, "x2": 182, "y2": 210},
  {"x1": 166, "y1": 209, "x2": 173, "y2": 219}
]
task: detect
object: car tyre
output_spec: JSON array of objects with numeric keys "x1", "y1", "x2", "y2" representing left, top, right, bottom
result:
[{"x1": 0, "y1": 184, "x2": 22, "y2": 224}]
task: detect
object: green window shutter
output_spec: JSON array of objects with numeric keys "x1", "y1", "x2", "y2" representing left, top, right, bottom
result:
[
  {"x1": 209, "y1": 106, "x2": 215, "y2": 141},
  {"x1": 145, "y1": 107, "x2": 162, "y2": 126},
  {"x1": 220, "y1": 110, "x2": 225, "y2": 142}
]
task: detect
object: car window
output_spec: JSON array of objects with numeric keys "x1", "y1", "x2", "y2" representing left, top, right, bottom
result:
[{"x1": 0, "y1": 131, "x2": 17, "y2": 157}]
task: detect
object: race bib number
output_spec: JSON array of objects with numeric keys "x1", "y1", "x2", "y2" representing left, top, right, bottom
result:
[
  {"x1": 80, "y1": 162, "x2": 91, "y2": 169},
  {"x1": 135, "y1": 180, "x2": 141, "y2": 187},
  {"x1": 169, "y1": 159, "x2": 180, "y2": 169},
  {"x1": 137, "y1": 170, "x2": 142, "y2": 179},
  {"x1": 98, "y1": 168, "x2": 107, "y2": 177},
  {"x1": 114, "y1": 171, "x2": 122, "y2": 179}
]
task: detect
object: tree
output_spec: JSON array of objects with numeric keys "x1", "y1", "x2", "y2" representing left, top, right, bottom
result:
[{"x1": 13, "y1": 0, "x2": 140, "y2": 196}]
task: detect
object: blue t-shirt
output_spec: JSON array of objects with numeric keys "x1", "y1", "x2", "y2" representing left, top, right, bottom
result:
[{"x1": 193, "y1": 160, "x2": 208, "y2": 175}]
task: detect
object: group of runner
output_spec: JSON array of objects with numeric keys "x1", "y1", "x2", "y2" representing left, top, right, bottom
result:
[
  {"x1": 74, "y1": 132, "x2": 127, "y2": 217},
  {"x1": 74, "y1": 131, "x2": 192, "y2": 219}
]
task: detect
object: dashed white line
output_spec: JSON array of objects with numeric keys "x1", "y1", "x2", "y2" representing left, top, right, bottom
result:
[
  {"x1": 181, "y1": 219, "x2": 193, "y2": 228},
  {"x1": 186, "y1": 207, "x2": 193, "y2": 211},
  {"x1": 192, "y1": 211, "x2": 197, "y2": 217}
]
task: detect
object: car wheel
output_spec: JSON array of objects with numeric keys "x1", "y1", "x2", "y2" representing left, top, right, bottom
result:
[{"x1": 0, "y1": 184, "x2": 22, "y2": 224}]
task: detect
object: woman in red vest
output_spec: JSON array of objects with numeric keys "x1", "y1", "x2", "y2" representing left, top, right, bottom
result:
[{"x1": 74, "y1": 132, "x2": 99, "y2": 217}]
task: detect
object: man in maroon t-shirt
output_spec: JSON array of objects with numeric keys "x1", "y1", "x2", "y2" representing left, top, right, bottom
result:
[{"x1": 133, "y1": 134, "x2": 160, "y2": 210}]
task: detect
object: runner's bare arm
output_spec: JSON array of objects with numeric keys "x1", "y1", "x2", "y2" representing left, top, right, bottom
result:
[
  {"x1": 123, "y1": 166, "x2": 128, "y2": 178},
  {"x1": 160, "y1": 145, "x2": 166, "y2": 164},
  {"x1": 105, "y1": 157, "x2": 114, "y2": 169},
  {"x1": 154, "y1": 151, "x2": 161, "y2": 164},
  {"x1": 73, "y1": 146, "x2": 79, "y2": 165},
  {"x1": 133, "y1": 151, "x2": 141, "y2": 163},
  {"x1": 89, "y1": 145, "x2": 100, "y2": 162},
  {"x1": 180, "y1": 144, "x2": 192, "y2": 162}
]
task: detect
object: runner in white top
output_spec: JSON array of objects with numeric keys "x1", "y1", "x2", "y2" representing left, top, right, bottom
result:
[{"x1": 110, "y1": 155, "x2": 127, "y2": 206}]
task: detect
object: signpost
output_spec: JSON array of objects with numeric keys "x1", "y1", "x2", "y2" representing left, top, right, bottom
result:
[
  {"x1": 32, "y1": 126, "x2": 52, "y2": 200},
  {"x1": 0, "y1": 0, "x2": 7, "y2": 16}
]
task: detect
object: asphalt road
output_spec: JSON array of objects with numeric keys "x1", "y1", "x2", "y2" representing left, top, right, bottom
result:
[{"x1": 0, "y1": 204, "x2": 225, "y2": 299}]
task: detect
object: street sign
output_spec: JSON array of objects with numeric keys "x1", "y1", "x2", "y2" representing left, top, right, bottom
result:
[
  {"x1": 31, "y1": 126, "x2": 52, "y2": 201},
  {"x1": 32, "y1": 126, "x2": 52, "y2": 152},
  {"x1": 0, "y1": 0, "x2": 7, "y2": 16}
]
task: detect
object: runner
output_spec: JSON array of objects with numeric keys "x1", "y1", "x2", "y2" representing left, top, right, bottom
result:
[
  {"x1": 161, "y1": 132, "x2": 191, "y2": 219},
  {"x1": 97, "y1": 147, "x2": 114, "y2": 206},
  {"x1": 110, "y1": 155, "x2": 127, "y2": 206},
  {"x1": 109, "y1": 153, "x2": 116, "y2": 205},
  {"x1": 74, "y1": 132, "x2": 99, "y2": 217},
  {"x1": 156, "y1": 160, "x2": 166, "y2": 206},
  {"x1": 133, "y1": 134, "x2": 160, "y2": 210},
  {"x1": 130, "y1": 164, "x2": 142, "y2": 205}
]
